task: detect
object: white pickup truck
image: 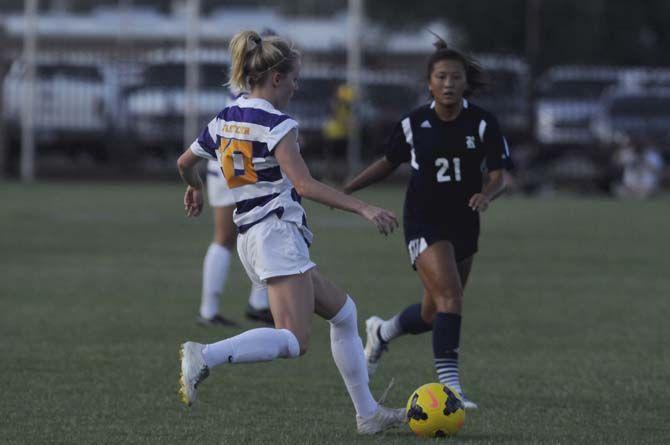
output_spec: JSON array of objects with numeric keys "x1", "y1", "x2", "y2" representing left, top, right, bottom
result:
[{"x1": 3, "y1": 61, "x2": 110, "y2": 146}]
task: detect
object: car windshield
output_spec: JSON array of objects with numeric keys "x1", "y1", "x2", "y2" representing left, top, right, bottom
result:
[
  {"x1": 486, "y1": 70, "x2": 524, "y2": 96},
  {"x1": 142, "y1": 63, "x2": 228, "y2": 88},
  {"x1": 540, "y1": 78, "x2": 617, "y2": 98},
  {"x1": 610, "y1": 96, "x2": 670, "y2": 117},
  {"x1": 37, "y1": 65, "x2": 102, "y2": 81}
]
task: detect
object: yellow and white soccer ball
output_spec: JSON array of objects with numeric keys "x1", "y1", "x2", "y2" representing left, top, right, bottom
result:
[{"x1": 406, "y1": 383, "x2": 465, "y2": 438}]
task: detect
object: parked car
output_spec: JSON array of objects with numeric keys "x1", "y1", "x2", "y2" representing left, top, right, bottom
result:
[
  {"x1": 472, "y1": 55, "x2": 530, "y2": 141},
  {"x1": 122, "y1": 58, "x2": 230, "y2": 156},
  {"x1": 535, "y1": 66, "x2": 624, "y2": 146},
  {"x1": 3, "y1": 60, "x2": 111, "y2": 151},
  {"x1": 591, "y1": 87, "x2": 670, "y2": 146}
]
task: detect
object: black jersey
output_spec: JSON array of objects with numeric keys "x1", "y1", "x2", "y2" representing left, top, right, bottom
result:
[{"x1": 385, "y1": 99, "x2": 512, "y2": 227}]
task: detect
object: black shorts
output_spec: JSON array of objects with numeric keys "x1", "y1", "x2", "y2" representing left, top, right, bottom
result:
[{"x1": 404, "y1": 220, "x2": 479, "y2": 267}]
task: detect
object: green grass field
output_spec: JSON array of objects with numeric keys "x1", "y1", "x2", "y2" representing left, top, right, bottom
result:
[{"x1": 1, "y1": 182, "x2": 669, "y2": 444}]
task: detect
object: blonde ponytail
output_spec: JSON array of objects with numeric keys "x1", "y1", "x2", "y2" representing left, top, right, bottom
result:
[{"x1": 228, "y1": 30, "x2": 300, "y2": 93}]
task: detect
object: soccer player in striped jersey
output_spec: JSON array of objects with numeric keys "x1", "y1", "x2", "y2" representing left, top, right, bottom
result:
[
  {"x1": 176, "y1": 30, "x2": 405, "y2": 434},
  {"x1": 344, "y1": 36, "x2": 514, "y2": 410}
]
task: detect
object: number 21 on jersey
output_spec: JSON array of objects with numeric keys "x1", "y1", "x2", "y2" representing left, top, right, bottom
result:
[
  {"x1": 218, "y1": 138, "x2": 257, "y2": 188},
  {"x1": 435, "y1": 157, "x2": 461, "y2": 182}
]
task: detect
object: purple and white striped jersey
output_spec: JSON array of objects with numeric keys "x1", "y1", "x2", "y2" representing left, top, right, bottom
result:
[{"x1": 190, "y1": 96, "x2": 312, "y2": 244}]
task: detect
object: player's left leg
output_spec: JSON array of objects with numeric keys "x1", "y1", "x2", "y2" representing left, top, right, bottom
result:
[
  {"x1": 415, "y1": 241, "x2": 477, "y2": 409},
  {"x1": 311, "y1": 268, "x2": 406, "y2": 434}
]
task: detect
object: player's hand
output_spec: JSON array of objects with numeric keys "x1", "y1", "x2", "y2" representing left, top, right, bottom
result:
[
  {"x1": 360, "y1": 204, "x2": 398, "y2": 236},
  {"x1": 468, "y1": 193, "x2": 490, "y2": 212},
  {"x1": 184, "y1": 186, "x2": 204, "y2": 217}
]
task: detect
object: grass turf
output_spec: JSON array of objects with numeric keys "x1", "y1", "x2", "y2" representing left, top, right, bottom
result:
[{"x1": 1, "y1": 182, "x2": 669, "y2": 444}]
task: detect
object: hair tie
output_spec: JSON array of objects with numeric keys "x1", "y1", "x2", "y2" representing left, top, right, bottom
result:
[{"x1": 249, "y1": 34, "x2": 262, "y2": 51}]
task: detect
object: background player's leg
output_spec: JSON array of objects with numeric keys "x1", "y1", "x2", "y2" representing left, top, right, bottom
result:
[
  {"x1": 246, "y1": 281, "x2": 273, "y2": 324},
  {"x1": 415, "y1": 241, "x2": 475, "y2": 407},
  {"x1": 199, "y1": 205, "x2": 236, "y2": 324}
]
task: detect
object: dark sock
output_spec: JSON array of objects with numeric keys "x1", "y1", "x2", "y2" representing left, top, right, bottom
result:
[
  {"x1": 398, "y1": 303, "x2": 432, "y2": 335},
  {"x1": 432, "y1": 312, "x2": 463, "y2": 393}
]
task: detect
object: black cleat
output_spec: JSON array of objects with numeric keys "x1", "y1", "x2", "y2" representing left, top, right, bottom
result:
[
  {"x1": 196, "y1": 314, "x2": 238, "y2": 327},
  {"x1": 245, "y1": 305, "x2": 274, "y2": 325}
]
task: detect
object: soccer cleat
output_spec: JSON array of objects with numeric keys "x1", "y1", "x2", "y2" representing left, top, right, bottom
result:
[
  {"x1": 356, "y1": 405, "x2": 407, "y2": 435},
  {"x1": 196, "y1": 314, "x2": 238, "y2": 327},
  {"x1": 179, "y1": 341, "x2": 209, "y2": 406},
  {"x1": 459, "y1": 393, "x2": 478, "y2": 410},
  {"x1": 364, "y1": 316, "x2": 388, "y2": 377},
  {"x1": 245, "y1": 304, "x2": 274, "y2": 325}
]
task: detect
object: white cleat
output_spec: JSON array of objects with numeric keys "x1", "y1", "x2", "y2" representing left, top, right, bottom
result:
[
  {"x1": 179, "y1": 341, "x2": 209, "y2": 406},
  {"x1": 364, "y1": 316, "x2": 388, "y2": 377},
  {"x1": 459, "y1": 393, "x2": 478, "y2": 410},
  {"x1": 356, "y1": 405, "x2": 407, "y2": 435}
]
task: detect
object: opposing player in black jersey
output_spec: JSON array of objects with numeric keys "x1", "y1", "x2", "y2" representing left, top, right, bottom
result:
[{"x1": 344, "y1": 36, "x2": 512, "y2": 409}]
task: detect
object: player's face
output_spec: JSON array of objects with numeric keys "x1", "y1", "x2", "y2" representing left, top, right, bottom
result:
[
  {"x1": 428, "y1": 59, "x2": 467, "y2": 107},
  {"x1": 274, "y1": 60, "x2": 301, "y2": 110}
]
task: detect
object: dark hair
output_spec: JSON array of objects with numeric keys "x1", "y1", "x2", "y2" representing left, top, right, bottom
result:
[{"x1": 426, "y1": 32, "x2": 488, "y2": 97}]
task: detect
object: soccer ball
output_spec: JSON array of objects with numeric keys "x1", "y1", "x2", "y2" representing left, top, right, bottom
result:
[{"x1": 406, "y1": 383, "x2": 465, "y2": 438}]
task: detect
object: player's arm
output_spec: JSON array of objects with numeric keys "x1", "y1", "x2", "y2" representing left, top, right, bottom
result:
[
  {"x1": 471, "y1": 114, "x2": 512, "y2": 211},
  {"x1": 469, "y1": 169, "x2": 505, "y2": 212},
  {"x1": 343, "y1": 156, "x2": 398, "y2": 194},
  {"x1": 177, "y1": 148, "x2": 204, "y2": 217},
  {"x1": 344, "y1": 120, "x2": 409, "y2": 194},
  {"x1": 274, "y1": 129, "x2": 398, "y2": 235},
  {"x1": 489, "y1": 170, "x2": 513, "y2": 201}
]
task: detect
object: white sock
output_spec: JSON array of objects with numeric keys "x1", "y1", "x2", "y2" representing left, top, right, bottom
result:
[
  {"x1": 202, "y1": 328, "x2": 300, "y2": 368},
  {"x1": 435, "y1": 358, "x2": 463, "y2": 394},
  {"x1": 379, "y1": 315, "x2": 403, "y2": 342},
  {"x1": 248, "y1": 282, "x2": 269, "y2": 310},
  {"x1": 329, "y1": 296, "x2": 378, "y2": 418},
  {"x1": 200, "y1": 243, "x2": 231, "y2": 319}
]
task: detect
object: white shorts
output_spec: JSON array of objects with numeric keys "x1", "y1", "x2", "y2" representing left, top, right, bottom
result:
[
  {"x1": 237, "y1": 215, "x2": 316, "y2": 285},
  {"x1": 206, "y1": 160, "x2": 235, "y2": 207}
]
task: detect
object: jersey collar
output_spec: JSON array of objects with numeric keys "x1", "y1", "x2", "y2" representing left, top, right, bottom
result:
[
  {"x1": 430, "y1": 98, "x2": 468, "y2": 109},
  {"x1": 236, "y1": 95, "x2": 284, "y2": 115}
]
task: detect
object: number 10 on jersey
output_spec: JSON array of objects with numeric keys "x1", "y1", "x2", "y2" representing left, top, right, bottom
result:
[
  {"x1": 218, "y1": 138, "x2": 257, "y2": 188},
  {"x1": 435, "y1": 157, "x2": 462, "y2": 182}
]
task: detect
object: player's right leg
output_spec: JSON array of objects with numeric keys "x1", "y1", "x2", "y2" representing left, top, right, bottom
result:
[{"x1": 311, "y1": 269, "x2": 406, "y2": 434}]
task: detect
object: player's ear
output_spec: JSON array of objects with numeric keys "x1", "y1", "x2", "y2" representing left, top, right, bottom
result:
[{"x1": 271, "y1": 71, "x2": 282, "y2": 87}]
